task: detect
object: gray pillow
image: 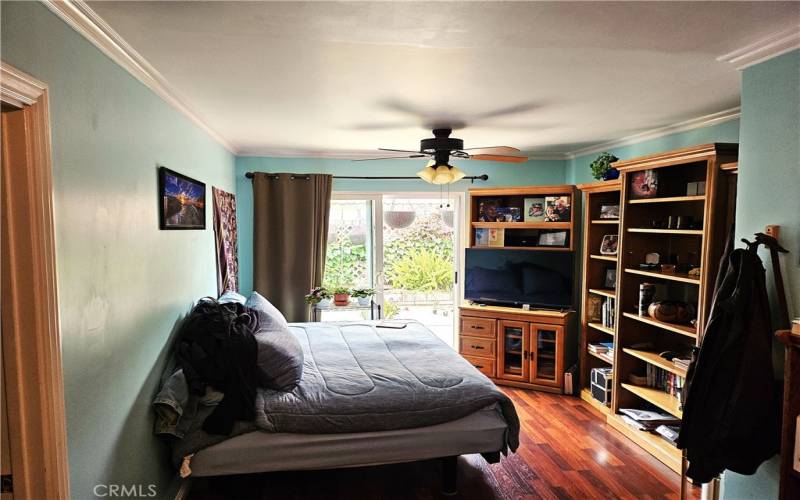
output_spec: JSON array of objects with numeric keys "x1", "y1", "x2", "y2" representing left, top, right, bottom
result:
[
  {"x1": 254, "y1": 327, "x2": 304, "y2": 391},
  {"x1": 246, "y1": 292, "x2": 289, "y2": 330}
]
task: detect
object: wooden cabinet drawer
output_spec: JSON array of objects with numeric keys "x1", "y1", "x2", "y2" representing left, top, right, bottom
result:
[
  {"x1": 459, "y1": 336, "x2": 496, "y2": 357},
  {"x1": 462, "y1": 354, "x2": 496, "y2": 378},
  {"x1": 460, "y1": 317, "x2": 496, "y2": 338}
]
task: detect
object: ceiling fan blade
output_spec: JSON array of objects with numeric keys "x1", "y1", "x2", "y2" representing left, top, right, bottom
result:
[
  {"x1": 461, "y1": 146, "x2": 521, "y2": 154},
  {"x1": 470, "y1": 102, "x2": 542, "y2": 120},
  {"x1": 346, "y1": 122, "x2": 417, "y2": 131},
  {"x1": 469, "y1": 154, "x2": 528, "y2": 163},
  {"x1": 353, "y1": 154, "x2": 428, "y2": 161},
  {"x1": 378, "y1": 148, "x2": 426, "y2": 154}
]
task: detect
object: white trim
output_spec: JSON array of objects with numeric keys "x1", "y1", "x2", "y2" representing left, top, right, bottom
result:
[
  {"x1": 717, "y1": 25, "x2": 800, "y2": 71},
  {"x1": 566, "y1": 107, "x2": 741, "y2": 160},
  {"x1": 41, "y1": 0, "x2": 237, "y2": 153},
  {"x1": 238, "y1": 147, "x2": 571, "y2": 161}
]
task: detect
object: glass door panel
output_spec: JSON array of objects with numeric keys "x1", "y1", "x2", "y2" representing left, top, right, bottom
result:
[
  {"x1": 531, "y1": 324, "x2": 561, "y2": 385},
  {"x1": 498, "y1": 320, "x2": 529, "y2": 381}
]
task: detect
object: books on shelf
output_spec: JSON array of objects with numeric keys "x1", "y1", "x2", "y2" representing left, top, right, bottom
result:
[
  {"x1": 475, "y1": 228, "x2": 504, "y2": 247},
  {"x1": 672, "y1": 357, "x2": 691, "y2": 371},
  {"x1": 601, "y1": 297, "x2": 615, "y2": 329},
  {"x1": 646, "y1": 365, "x2": 685, "y2": 404},
  {"x1": 655, "y1": 424, "x2": 681, "y2": 446},
  {"x1": 619, "y1": 408, "x2": 681, "y2": 431}
]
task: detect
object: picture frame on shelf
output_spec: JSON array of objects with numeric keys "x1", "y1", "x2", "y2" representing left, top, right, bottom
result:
[
  {"x1": 587, "y1": 295, "x2": 602, "y2": 322},
  {"x1": 478, "y1": 198, "x2": 503, "y2": 222},
  {"x1": 630, "y1": 169, "x2": 659, "y2": 199},
  {"x1": 537, "y1": 230, "x2": 568, "y2": 247},
  {"x1": 524, "y1": 197, "x2": 546, "y2": 222},
  {"x1": 604, "y1": 268, "x2": 617, "y2": 289},
  {"x1": 475, "y1": 228, "x2": 504, "y2": 246},
  {"x1": 496, "y1": 207, "x2": 521, "y2": 222},
  {"x1": 599, "y1": 204, "x2": 620, "y2": 219},
  {"x1": 544, "y1": 196, "x2": 571, "y2": 222},
  {"x1": 599, "y1": 234, "x2": 618, "y2": 255}
]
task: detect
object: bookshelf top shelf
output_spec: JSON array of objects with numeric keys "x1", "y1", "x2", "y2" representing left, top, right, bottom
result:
[
  {"x1": 472, "y1": 221, "x2": 571, "y2": 230},
  {"x1": 628, "y1": 195, "x2": 705, "y2": 204}
]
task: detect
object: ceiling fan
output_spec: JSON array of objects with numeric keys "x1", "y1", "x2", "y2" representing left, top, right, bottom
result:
[{"x1": 354, "y1": 127, "x2": 528, "y2": 185}]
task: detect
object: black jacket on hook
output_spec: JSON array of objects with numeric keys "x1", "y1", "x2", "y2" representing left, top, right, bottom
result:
[{"x1": 677, "y1": 248, "x2": 780, "y2": 483}]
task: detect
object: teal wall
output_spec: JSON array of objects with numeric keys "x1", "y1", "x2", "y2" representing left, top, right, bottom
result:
[
  {"x1": 234, "y1": 156, "x2": 568, "y2": 294},
  {"x1": 566, "y1": 119, "x2": 741, "y2": 185},
  {"x1": 722, "y1": 49, "x2": 800, "y2": 500},
  {"x1": 1, "y1": 2, "x2": 235, "y2": 499}
]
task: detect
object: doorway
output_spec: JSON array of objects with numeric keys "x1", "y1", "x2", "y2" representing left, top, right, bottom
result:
[{"x1": 320, "y1": 192, "x2": 464, "y2": 346}]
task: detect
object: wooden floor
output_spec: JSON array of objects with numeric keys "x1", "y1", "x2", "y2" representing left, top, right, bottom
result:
[{"x1": 189, "y1": 388, "x2": 699, "y2": 499}]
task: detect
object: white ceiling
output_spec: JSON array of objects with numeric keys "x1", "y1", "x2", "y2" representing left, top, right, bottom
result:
[{"x1": 86, "y1": 1, "x2": 800, "y2": 157}]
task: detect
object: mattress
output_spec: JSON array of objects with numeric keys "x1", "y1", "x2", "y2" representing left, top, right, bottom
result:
[{"x1": 188, "y1": 403, "x2": 508, "y2": 477}]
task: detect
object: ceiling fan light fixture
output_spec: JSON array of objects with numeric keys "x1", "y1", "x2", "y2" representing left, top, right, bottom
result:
[
  {"x1": 450, "y1": 165, "x2": 466, "y2": 182},
  {"x1": 416, "y1": 160, "x2": 437, "y2": 183},
  {"x1": 432, "y1": 164, "x2": 454, "y2": 185}
]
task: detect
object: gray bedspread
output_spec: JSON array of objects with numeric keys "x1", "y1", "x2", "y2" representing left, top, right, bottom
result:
[
  {"x1": 170, "y1": 321, "x2": 519, "y2": 465},
  {"x1": 255, "y1": 321, "x2": 519, "y2": 451}
]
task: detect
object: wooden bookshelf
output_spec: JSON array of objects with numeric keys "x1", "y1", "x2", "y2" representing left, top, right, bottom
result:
[
  {"x1": 577, "y1": 180, "x2": 621, "y2": 398},
  {"x1": 605, "y1": 142, "x2": 738, "y2": 474}
]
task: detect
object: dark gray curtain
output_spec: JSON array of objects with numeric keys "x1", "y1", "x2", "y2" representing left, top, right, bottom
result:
[{"x1": 252, "y1": 173, "x2": 332, "y2": 322}]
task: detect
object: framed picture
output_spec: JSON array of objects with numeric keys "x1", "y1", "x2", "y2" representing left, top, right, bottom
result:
[
  {"x1": 158, "y1": 166, "x2": 206, "y2": 229},
  {"x1": 630, "y1": 169, "x2": 659, "y2": 199},
  {"x1": 475, "y1": 228, "x2": 504, "y2": 246},
  {"x1": 524, "y1": 197, "x2": 546, "y2": 222},
  {"x1": 537, "y1": 230, "x2": 567, "y2": 247},
  {"x1": 478, "y1": 198, "x2": 503, "y2": 222},
  {"x1": 544, "y1": 196, "x2": 571, "y2": 222},
  {"x1": 496, "y1": 207, "x2": 521, "y2": 222},
  {"x1": 604, "y1": 268, "x2": 617, "y2": 289},
  {"x1": 599, "y1": 204, "x2": 620, "y2": 219},
  {"x1": 599, "y1": 234, "x2": 618, "y2": 255},
  {"x1": 587, "y1": 296, "x2": 603, "y2": 322}
]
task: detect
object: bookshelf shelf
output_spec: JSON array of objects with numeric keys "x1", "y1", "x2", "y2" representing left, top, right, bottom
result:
[
  {"x1": 471, "y1": 221, "x2": 571, "y2": 229},
  {"x1": 591, "y1": 219, "x2": 619, "y2": 225},
  {"x1": 580, "y1": 388, "x2": 611, "y2": 416},
  {"x1": 588, "y1": 322, "x2": 615, "y2": 336},
  {"x1": 623, "y1": 348, "x2": 688, "y2": 377},
  {"x1": 628, "y1": 195, "x2": 706, "y2": 204},
  {"x1": 606, "y1": 414, "x2": 681, "y2": 472},
  {"x1": 622, "y1": 312, "x2": 697, "y2": 338},
  {"x1": 624, "y1": 268, "x2": 700, "y2": 284},
  {"x1": 590, "y1": 254, "x2": 617, "y2": 262},
  {"x1": 588, "y1": 288, "x2": 616, "y2": 298},
  {"x1": 588, "y1": 350, "x2": 614, "y2": 364},
  {"x1": 621, "y1": 383, "x2": 683, "y2": 418},
  {"x1": 627, "y1": 228, "x2": 704, "y2": 235}
]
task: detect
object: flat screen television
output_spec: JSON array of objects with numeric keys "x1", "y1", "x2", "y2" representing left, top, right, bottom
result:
[{"x1": 464, "y1": 248, "x2": 574, "y2": 309}]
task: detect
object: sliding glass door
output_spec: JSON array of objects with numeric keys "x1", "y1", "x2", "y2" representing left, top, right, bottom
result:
[{"x1": 320, "y1": 193, "x2": 462, "y2": 346}]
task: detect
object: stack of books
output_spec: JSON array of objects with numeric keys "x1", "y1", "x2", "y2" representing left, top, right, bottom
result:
[
  {"x1": 588, "y1": 342, "x2": 614, "y2": 358},
  {"x1": 673, "y1": 357, "x2": 691, "y2": 372},
  {"x1": 619, "y1": 408, "x2": 681, "y2": 432}
]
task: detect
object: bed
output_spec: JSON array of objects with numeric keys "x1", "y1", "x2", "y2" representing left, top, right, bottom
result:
[{"x1": 169, "y1": 320, "x2": 520, "y2": 494}]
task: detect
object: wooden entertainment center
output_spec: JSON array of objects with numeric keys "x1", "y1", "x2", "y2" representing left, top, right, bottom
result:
[{"x1": 458, "y1": 185, "x2": 579, "y2": 393}]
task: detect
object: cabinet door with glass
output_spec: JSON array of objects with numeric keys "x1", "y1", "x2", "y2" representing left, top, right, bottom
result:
[
  {"x1": 529, "y1": 323, "x2": 562, "y2": 387},
  {"x1": 497, "y1": 320, "x2": 529, "y2": 382}
]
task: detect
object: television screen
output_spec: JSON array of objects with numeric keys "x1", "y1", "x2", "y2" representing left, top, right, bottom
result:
[{"x1": 464, "y1": 248, "x2": 574, "y2": 309}]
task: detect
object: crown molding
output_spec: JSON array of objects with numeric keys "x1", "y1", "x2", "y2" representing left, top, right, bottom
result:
[
  {"x1": 41, "y1": 0, "x2": 237, "y2": 153},
  {"x1": 717, "y1": 24, "x2": 800, "y2": 70},
  {"x1": 237, "y1": 147, "x2": 571, "y2": 162},
  {"x1": 566, "y1": 107, "x2": 741, "y2": 160}
]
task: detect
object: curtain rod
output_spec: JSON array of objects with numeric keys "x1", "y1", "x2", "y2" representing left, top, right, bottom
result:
[{"x1": 244, "y1": 172, "x2": 489, "y2": 182}]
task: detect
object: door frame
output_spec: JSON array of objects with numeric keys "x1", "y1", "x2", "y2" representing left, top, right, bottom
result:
[
  {"x1": 1, "y1": 62, "x2": 70, "y2": 499},
  {"x1": 332, "y1": 191, "x2": 466, "y2": 343}
]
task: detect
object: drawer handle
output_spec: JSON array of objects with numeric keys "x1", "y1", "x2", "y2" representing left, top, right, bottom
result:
[
  {"x1": 470, "y1": 325, "x2": 484, "y2": 330},
  {"x1": 471, "y1": 345, "x2": 484, "y2": 350},
  {"x1": 474, "y1": 364, "x2": 484, "y2": 369}
]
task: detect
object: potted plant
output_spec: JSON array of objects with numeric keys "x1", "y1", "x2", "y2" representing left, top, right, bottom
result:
[
  {"x1": 351, "y1": 287, "x2": 375, "y2": 307},
  {"x1": 305, "y1": 287, "x2": 331, "y2": 309},
  {"x1": 590, "y1": 152, "x2": 620, "y2": 181},
  {"x1": 332, "y1": 287, "x2": 351, "y2": 306}
]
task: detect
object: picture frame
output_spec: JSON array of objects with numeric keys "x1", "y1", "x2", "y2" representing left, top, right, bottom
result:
[
  {"x1": 475, "y1": 228, "x2": 504, "y2": 247},
  {"x1": 599, "y1": 234, "x2": 618, "y2": 255},
  {"x1": 630, "y1": 169, "x2": 659, "y2": 199},
  {"x1": 604, "y1": 268, "x2": 617, "y2": 289},
  {"x1": 496, "y1": 207, "x2": 521, "y2": 222},
  {"x1": 544, "y1": 196, "x2": 571, "y2": 222},
  {"x1": 524, "y1": 197, "x2": 546, "y2": 222},
  {"x1": 478, "y1": 198, "x2": 503, "y2": 222},
  {"x1": 587, "y1": 295, "x2": 603, "y2": 322},
  {"x1": 158, "y1": 166, "x2": 206, "y2": 230},
  {"x1": 537, "y1": 230, "x2": 568, "y2": 247},
  {"x1": 599, "y1": 204, "x2": 620, "y2": 219}
]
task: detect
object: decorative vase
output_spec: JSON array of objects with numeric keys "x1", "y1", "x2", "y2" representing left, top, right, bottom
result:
[
  {"x1": 602, "y1": 168, "x2": 620, "y2": 181},
  {"x1": 334, "y1": 293, "x2": 350, "y2": 306},
  {"x1": 357, "y1": 297, "x2": 370, "y2": 307},
  {"x1": 317, "y1": 298, "x2": 332, "y2": 309}
]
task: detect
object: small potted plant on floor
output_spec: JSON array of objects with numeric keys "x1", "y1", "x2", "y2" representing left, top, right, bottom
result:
[
  {"x1": 590, "y1": 152, "x2": 620, "y2": 181},
  {"x1": 332, "y1": 287, "x2": 351, "y2": 306},
  {"x1": 305, "y1": 287, "x2": 332, "y2": 309},
  {"x1": 351, "y1": 287, "x2": 375, "y2": 307}
]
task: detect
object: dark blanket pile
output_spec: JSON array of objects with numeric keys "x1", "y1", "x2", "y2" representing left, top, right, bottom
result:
[{"x1": 177, "y1": 299, "x2": 261, "y2": 435}]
